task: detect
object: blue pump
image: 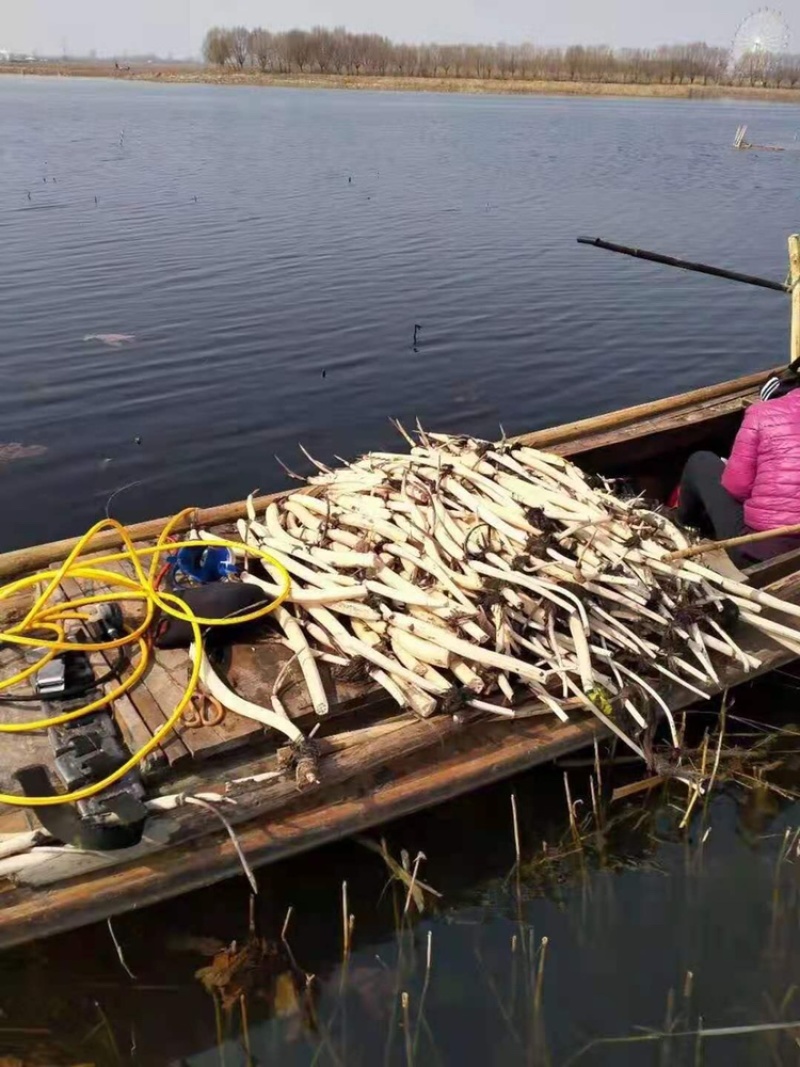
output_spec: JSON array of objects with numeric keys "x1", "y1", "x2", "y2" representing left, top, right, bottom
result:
[{"x1": 169, "y1": 545, "x2": 238, "y2": 585}]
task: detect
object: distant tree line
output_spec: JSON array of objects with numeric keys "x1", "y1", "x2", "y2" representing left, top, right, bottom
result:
[{"x1": 202, "y1": 26, "x2": 800, "y2": 88}]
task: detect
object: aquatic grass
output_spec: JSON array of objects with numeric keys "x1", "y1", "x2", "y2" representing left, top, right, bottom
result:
[
  {"x1": 472, "y1": 935, "x2": 525, "y2": 1052},
  {"x1": 672, "y1": 704, "x2": 800, "y2": 826},
  {"x1": 562, "y1": 1018, "x2": 800, "y2": 1066},
  {"x1": 510, "y1": 791, "x2": 521, "y2": 867},
  {"x1": 410, "y1": 930, "x2": 433, "y2": 1060},
  {"x1": 213, "y1": 993, "x2": 226, "y2": 1067},
  {"x1": 240, "y1": 993, "x2": 253, "y2": 1067},
  {"x1": 358, "y1": 836, "x2": 442, "y2": 915}
]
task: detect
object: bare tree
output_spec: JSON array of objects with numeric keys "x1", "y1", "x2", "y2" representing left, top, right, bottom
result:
[
  {"x1": 394, "y1": 44, "x2": 416, "y2": 76},
  {"x1": 250, "y1": 28, "x2": 273, "y2": 72},
  {"x1": 271, "y1": 33, "x2": 292, "y2": 74},
  {"x1": 564, "y1": 45, "x2": 584, "y2": 81},
  {"x1": 426, "y1": 45, "x2": 443, "y2": 77},
  {"x1": 497, "y1": 44, "x2": 518, "y2": 79},
  {"x1": 202, "y1": 27, "x2": 233, "y2": 68},
  {"x1": 286, "y1": 29, "x2": 312, "y2": 72},
  {"x1": 310, "y1": 26, "x2": 334, "y2": 72},
  {"x1": 371, "y1": 36, "x2": 392, "y2": 75},
  {"x1": 773, "y1": 53, "x2": 800, "y2": 88},
  {"x1": 328, "y1": 27, "x2": 349, "y2": 73},
  {"x1": 439, "y1": 44, "x2": 458, "y2": 76},
  {"x1": 200, "y1": 23, "x2": 800, "y2": 92},
  {"x1": 230, "y1": 26, "x2": 250, "y2": 69},
  {"x1": 735, "y1": 49, "x2": 769, "y2": 87}
]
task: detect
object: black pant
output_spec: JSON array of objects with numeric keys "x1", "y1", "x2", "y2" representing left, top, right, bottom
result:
[{"x1": 677, "y1": 451, "x2": 749, "y2": 566}]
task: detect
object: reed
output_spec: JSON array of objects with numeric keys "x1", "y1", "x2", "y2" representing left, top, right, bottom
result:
[
  {"x1": 511, "y1": 791, "x2": 521, "y2": 866},
  {"x1": 341, "y1": 880, "x2": 351, "y2": 957}
]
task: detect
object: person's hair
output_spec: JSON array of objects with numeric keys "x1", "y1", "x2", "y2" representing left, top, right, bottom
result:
[{"x1": 760, "y1": 358, "x2": 800, "y2": 401}]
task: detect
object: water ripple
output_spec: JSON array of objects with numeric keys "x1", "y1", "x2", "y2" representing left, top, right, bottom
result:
[{"x1": 0, "y1": 78, "x2": 794, "y2": 548}]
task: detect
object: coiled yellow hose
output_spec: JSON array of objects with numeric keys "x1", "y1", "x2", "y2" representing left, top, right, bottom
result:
[{"x1": 0, "y1": 509, "x2": 291, "y2": 806}]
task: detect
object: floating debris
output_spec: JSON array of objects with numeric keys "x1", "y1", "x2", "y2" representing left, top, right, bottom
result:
[
  {"x1": 196, "y1": 932, "x2": 283, "y2": 1013},
  {"x1": 167, "y1": 932, "x2": 227, "y2": 956},
  {"x1": 83, "y1": 333, "x2": 136, "y2": 348},
  {"x1": 733, "y1": 124, "x2": 785, "y2": 152},
  {"x1": 0, "y1": 443, "x2": 47, "y2": 463}
]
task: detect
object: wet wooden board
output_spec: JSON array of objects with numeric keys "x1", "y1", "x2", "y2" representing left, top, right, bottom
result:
[
  {"x1": 0, "y1": 709, "x2": 597, "y2": 946},
  {"x1": 222, "y1": 639, "x2": 380, "y2": 727},
  {"x1": 100, "y1": 554, "x2": 270, "y2": 759},
  {"x1": 0, "y1": 699, "x2": 570, "y2": 886},
  {"x1": 6, "y1": 550, "x2": 373, "y2": 783},
  {"x1": 0, "y1": 646, "x2": 54, "y2": 798},
  {"x1": 57, "y1": 573, "x2": 191, "y2": 772},
  {"x1": 80, "y1": 632, "x2": 167, "y2": 781},
  {"x1": 64, "y1": 556, "x2": 269, "y2": 763},
  {"x1": 54, "y1": 574, "x2": 163, "y2": 776}
]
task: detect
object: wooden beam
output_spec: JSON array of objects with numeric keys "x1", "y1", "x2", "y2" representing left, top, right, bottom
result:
[
  {"x1": 511, "y1": 367, "x2": 773, "y2": 450},
  {"x1": 745, "y1": 546, "x2": 800, "y2": 588},
  {"x1": 789, "y1": 234, "x2": 800, "y2": 365},
  {"x1": 0, "y1": 712, "x2": 601, "y2": 947}
]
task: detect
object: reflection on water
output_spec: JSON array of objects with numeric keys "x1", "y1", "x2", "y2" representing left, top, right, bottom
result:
[{"x1": 1, "y1": 684, "x2": 798, "y2": 1065}]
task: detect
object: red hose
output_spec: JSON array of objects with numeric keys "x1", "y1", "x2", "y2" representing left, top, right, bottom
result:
[{"x1": 154, "y1": 535, "x2": 177, "y2": 590}]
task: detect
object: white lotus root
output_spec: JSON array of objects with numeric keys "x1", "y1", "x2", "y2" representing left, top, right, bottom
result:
[{"x1": 226, "y1": 424, "x2": 800, "y2": 759}]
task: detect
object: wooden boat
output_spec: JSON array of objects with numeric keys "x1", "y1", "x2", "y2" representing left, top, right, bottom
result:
[{"x1": 1, "y1": 365, "x2": 800, "y2": 950}]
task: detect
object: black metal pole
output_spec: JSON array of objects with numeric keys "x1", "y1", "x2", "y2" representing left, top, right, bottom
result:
[{"x1": 577, "y1": 236, "x2": 789, "y2": 294}]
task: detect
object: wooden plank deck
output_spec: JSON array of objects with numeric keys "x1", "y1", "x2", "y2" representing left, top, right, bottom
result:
[{"x1": 0, "y1": 546, "x2": 391, "y2": 798}]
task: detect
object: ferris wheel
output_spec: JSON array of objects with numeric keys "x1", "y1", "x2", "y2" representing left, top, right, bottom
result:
[{"x1": 731, "y1": 8, "x2": 791, "y2": 64}]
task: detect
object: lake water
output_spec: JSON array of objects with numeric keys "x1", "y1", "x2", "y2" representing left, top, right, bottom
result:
[
  {"x1": 2, "y1": 77, "x2": 800, "y2": 550},
  {"x1": 2, "y1": 77, "x2": 800, "y2": 1066}
]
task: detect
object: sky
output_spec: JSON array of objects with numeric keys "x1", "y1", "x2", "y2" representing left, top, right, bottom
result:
[{"x1": 1, "y1": 0, "x2": 798, "y2": 60}]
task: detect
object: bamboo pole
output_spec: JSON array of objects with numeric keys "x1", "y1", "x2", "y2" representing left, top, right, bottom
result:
[
  {"x1": 789, "y1": 234, "x2": 800, "y2": 365},
  {"x1": 667, "y1": 522, "x2": 800, "y2": 562}
]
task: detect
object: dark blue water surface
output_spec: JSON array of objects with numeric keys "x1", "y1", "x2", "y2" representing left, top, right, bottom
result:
[
  {"x1": 1, "y1": 77, "x2": 799, "y2": 548},
  {"x1": 1, "y1": 78, "x2": 800, "y2": 1067}
]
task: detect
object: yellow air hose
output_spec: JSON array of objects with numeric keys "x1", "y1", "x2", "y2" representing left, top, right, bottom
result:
[{"x1": 0, "y1": 509, "x2": 291, "y2": 806}]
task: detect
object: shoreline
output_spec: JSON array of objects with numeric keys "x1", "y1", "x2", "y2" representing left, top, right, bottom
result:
[{"x1": 4, "y1": 63, "x2": 800, "y2": 103}]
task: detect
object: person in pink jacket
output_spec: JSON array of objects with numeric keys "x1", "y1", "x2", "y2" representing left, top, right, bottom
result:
[{"x1": 676, "y1": 371, "x2": 800, "y2": 566}]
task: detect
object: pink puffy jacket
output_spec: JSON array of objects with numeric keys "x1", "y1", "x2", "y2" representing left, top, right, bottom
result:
[{"x1": 722, "y1": 389, "x2": 800, "y2": 530}]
